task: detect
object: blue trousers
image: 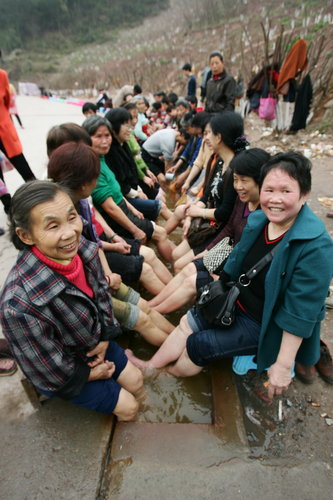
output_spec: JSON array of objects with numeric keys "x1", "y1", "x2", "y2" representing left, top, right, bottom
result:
[{"x1": 186, "y1": 306, "x2": 261, "y2": 367}]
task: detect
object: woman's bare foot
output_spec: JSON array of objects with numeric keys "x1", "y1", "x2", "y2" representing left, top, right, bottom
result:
[
  {"x1": 125, "y1": 349, "x2": 153, "y2": 370},
  {"x1": 125, "y1": 349, "x2": 162, "y2": 378}
]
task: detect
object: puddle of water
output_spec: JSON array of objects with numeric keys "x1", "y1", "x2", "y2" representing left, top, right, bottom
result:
[
  {"x1": 129, "y1": 333, "x2": 212, "y2": 424},
  {"x1": 130, "y1": 209, "x2": 212, "y2": 424}
]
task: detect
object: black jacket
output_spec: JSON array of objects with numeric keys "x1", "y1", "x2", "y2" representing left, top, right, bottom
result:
[
  {"x1": 205, "y1": 71, "x2": 236, "y2": 113},
  {"x1": 105, "y1": 139, "x2": 139, "y2": 196}
]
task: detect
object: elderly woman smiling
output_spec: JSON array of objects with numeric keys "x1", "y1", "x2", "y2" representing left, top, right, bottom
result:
[{"x1": 0, "y1": 181, "x2": 143, "y2": 420}]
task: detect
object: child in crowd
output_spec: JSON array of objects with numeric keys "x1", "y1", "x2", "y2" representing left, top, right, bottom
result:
[{"x1": 82, "y1": 102, "x2": 98, "y2": 117}]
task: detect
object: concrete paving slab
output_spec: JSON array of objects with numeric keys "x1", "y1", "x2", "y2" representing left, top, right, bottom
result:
[
  {"x1": 111, "y1": 422, "x2": 247, "y2": 467},
  {"x1": 106, "y1": 457, "x2": 333, "y2": 500},
  {"x1": 0, "y1": 394, "x2": 114, "y2": 500}
]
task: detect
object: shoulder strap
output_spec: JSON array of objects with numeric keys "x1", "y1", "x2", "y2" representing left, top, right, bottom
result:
[{"x1": 238, "y1": 242, "x2": 281, "y2": 286}]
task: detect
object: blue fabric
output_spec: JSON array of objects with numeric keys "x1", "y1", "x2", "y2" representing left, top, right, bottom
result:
[
  {"x1": 187, "y1": 74, "x2": 197, "y2": 97},
  {"x1": 232, "y1": 354, "x2": 295, "y2": 377},
  {"x1": 181, "y1": 137, "x2": 202, "y2": 166},
  {"x1": 129, "y1": 197, "x2": 161, "y2": 221},
  {"x1": 186, "y1": 306, "x2": 261, "y2": 367},
  {"x1": 40, "y1": 341, "x2": 128, "y2": 414},
  {"x1": 232, "y1": 355, "x2": 258, "y2": 375}
]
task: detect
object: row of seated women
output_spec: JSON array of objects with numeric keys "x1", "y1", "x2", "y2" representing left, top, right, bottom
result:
[{"x1": 1, "y1": 109, "x2": 332, "y2": 420}]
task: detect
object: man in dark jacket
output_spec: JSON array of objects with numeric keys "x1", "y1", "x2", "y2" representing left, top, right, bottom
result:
[{"x1": 205, "y1": 51, "x2": 236, "y2": 113}]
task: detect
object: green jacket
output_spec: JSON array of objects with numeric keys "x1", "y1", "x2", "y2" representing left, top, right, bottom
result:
[
  {"x1": 224, "y1": 204, "x2": 333, "y2": 372},
  {"x1": 92, "y1": 156, "x2": 123, "y2": 207},
  {"x1": 127, "y1": 134, "x2": 148, "y2": 180}
]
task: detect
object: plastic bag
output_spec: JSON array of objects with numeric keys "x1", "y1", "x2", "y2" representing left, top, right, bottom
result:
[{"x1": 258, "y1": 95, "x2": 277, "y2": 121}]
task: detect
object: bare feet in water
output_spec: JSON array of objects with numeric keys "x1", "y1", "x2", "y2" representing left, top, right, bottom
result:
[
  {"x1": 125, "y1": 349, "x2": 150, "y2": 369},
  {"x1": 125, "y1": 349, "x2": 162, "y2": 378}
]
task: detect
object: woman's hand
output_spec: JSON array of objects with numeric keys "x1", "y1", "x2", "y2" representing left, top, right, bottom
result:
[
  {"x1": 111, "y1": 241, "x2": 131, "y2": 254},
  {"x1": 89, "y1": 360, "x2": 115, "y2": 380},
  {"x1": 143, "y1": 175, "x2": 154, "y2": 188},
  {"x1": 113, "y1": 234, "x2": 126, "y2": 245},
  {"x1": 181, "y1": 181, "x2": 190, "y2": 194},
  {"x1": 182, "y1": 218, "x2": 192, "y2": 236},
  {"x1": 130, "y1": 206, "x2": 144, "y2": 219},
  {"x1": 108, "y1": 273, "x2": 122, "y2": 291},
  {"x1": 87, "y1": 341, "x2": 109, "y2": 368},
  {"x1": 186, "y1": 205, "x2": 205, "y2": 218},
  {"x1": 133, "y1": 227, "x2": 147, "y2": 244},
  {"x1": 267, "y1": 361, "x2": 293, "y2": 399},
  {"x1": 147, "y1": 170, "x2": 157, "y2": 183},
  {"x1": 189, "y1": 186, "x2": 200, "y2": 196},
  {"x1": 137, "y1": 191, "x2": 148, "y2": 199}
]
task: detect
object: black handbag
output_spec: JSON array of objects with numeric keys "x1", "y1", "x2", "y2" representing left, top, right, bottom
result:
[{"x1": 197, "y1": 243, "x2": 281, "y2": 327}]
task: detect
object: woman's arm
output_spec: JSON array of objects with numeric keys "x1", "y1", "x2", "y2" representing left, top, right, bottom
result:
[
  {"x1": 267, "y1": 331, "x2": 303, "y2": 398},
  {"x1": 100, "y1": 196, "x2": 146, "y2": 242},
  {"x1": 93, "y1": 208, "x2": 131, "y2": 253},
  {"x1": 268, "y1": 233, "x2": 333, "y2": 397},
  {"x1": 205, "y1": 198, "x2": 240, "y2": 250},
  {"x1": 93, "y1": 207, "x2": 115, "y2": 237},
  {"x1": 123, "y1": 197, "x2": 145, "y2": 218},
  {"x1": 182, "y1": 163, "x2": 203, "y2": 194},
  {"x1": 214, "y1": 175, "x2": 237, "y2": 227},
  {"x1": 185, "y1": 204, "x2": 215, "y2": 220},
  {"x1": 98, "y1": 249, "x2": 122, "y2": 291},
  {"x1": 134, "y1": 120, "x2": 148, "y2": 141},
  {"x1": 1, "y1": 309, "x2": 91, "y2": 398}
]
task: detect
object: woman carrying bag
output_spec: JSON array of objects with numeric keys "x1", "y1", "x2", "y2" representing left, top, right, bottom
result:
[{"x1": 126, "y1": 152, "x2": 333, "y2": 398}]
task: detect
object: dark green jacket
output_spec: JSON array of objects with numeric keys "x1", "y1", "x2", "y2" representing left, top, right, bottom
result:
[{"x1": 224, "y1": 204, "x2": 333, "y2": 372}]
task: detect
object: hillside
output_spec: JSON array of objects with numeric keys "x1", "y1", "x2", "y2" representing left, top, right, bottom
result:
[
  {"x1": 1, "y1": 0, "x2": 169, "y2": 52},
  {"x1": 2, "y1": 0, "x2": 333, "y2": 119}
]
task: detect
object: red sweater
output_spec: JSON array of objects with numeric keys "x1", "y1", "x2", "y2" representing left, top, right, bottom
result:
[{"x1": 32, "y1": 246, "x2": 94, "y2": 298}]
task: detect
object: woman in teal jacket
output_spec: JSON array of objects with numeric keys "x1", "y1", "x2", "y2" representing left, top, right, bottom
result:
[{"x1": 126, "y1": 152, "x2": 333, "y2": 398}]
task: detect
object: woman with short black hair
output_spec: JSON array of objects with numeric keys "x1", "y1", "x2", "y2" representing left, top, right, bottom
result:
[{"x1": 127, "y1": 151, "x2": 333, "y2": 398}]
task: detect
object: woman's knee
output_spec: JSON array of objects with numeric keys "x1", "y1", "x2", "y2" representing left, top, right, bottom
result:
[
  {"x1": 138, "y1": 297, "x2": 150, "y2": 314},
  {"x1": 140, "y1": 245, "x2": 155, "y2": 263},
  {"x1": 119, "y1": 360, "x2": 144, "y2": 394},
  {"x1": 174, "y1": 258, "x2": 184, "y2": 274},
  {"x1": 153, "y1": 225, "x2": 167, "y2": 241},
  {"x1": 113, "y1": 389, "x2": 139, "y2": 421},
  {"x1": 182, "y1": 262, "x2": 196, "y2": 278},
  {"x1": 183, "y1": 274, "x2": 196, "y2": 293},
  {"x1": 174, "y1": 205, "x2": 186, "y2": 219},
  {"x1": 141, "y1": 262, "x2": 154, "y2": 279},
  {"x1": 179, "y1": 313, "x2": 191, "y2": 334}
]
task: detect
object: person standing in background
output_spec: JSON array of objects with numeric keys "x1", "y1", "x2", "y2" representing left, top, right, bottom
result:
[
  {"x1": 205, "y1": 51, "x2": 236, "y2": 113},
  {"x1": 182, "y1": 63, "x2": 197, "y2": 97},
  {"x1": 0, "y1": 53, "x2": 35, "y2": 213}
]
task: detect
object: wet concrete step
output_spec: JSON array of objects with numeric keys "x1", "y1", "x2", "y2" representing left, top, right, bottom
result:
[
  {"x1": 210, "y1": 359, "x2": 247, "y2": 445},
  {"x1": 106, "y1": 362, "x2": 248, "y2": 498}
]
